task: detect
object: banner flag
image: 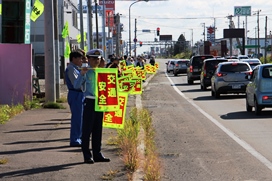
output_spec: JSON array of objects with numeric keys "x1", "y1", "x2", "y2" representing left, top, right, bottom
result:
[
  {"x1": 130, "y1": 78, "x2": 142, "y2": 94},
  {"x1": 118, "y1": 76, "x2": 131, "y2": 89},
  {"x1": 120, "y1": 80, "x2": 136, "y2": 94},
  {"x1": 62, "y1": 21, "x2": 69, "y2": 38},
  {"x1": 154, "y1": 62, "x2": 159, "y2": 69},
  {"x1": 95, "y1": 68, "x2": 119, "y2": 112},
  {"x1": 122, "y1": 70, "x2": 134, "y2": 78},
  {"x1": 64, "y1": 41, "x2": 71, "y2": 58},
  {"x1": 103, "y1": 92, "x2": 128, "y2": 129},
  {"x1": 31, "y1": 0, "x2": 44, "y2": 21}
]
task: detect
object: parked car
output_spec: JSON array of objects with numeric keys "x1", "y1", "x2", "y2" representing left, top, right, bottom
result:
[
  {"x1": 240, "y1": 58, "x2": 262, "y2": 70},
  {"x1": 166, "y1": 59, "x2": 176, "y2": 73},
  {"x1": 200, "y1": 58, "x2": 228, "y2": 90},
  {"x1": 187, "y1": 55, "x2": 214, "y2": 84},
  {"x1": 246, "y1": 64, "x2": 272, "y2": 115},
  {"x1": 173, "y1": 59, "x2": 189, "y2": 76},
  {"x1": 211, "y1": 62, "x2": 252, "y2": 98}
]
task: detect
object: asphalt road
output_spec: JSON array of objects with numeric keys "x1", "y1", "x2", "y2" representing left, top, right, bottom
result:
[{"x1": 141, "y1": 59, "x2": 272, "y2": 181}]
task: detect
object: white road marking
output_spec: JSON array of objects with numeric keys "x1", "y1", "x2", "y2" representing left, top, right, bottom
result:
[{"x1": 166, "y1": 72, "x2": 272, "y2": 171}]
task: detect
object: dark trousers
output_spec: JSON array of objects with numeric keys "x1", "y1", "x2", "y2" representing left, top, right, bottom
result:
[{"x1": 81, "y1": 98, "x2": 104, "y2": 160}]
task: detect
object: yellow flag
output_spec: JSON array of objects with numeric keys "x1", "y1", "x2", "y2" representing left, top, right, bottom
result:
[
  {"x1": 31, "y1": 0, "x2": 44, "y2": 22},
  {"x1": 0, "y1": 4, "x2": 2, "y2": 15},
  {"x1": 84, "y1": 32, "x2": 87, "y2": 41},
  {"x1": 62, "y1": 21, "x2": 69, "y2": 38},
  {"x1": 64, "y1": 41, "x2": 71, "y2": 58},
  {"x1": 84, "y1": 46, "x2": 88, "y2": 53},
  {"x1": 77, "y1": 34, "x2": 81, "y2": 43}
]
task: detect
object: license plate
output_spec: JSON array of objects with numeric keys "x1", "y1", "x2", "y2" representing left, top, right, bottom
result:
[
  {"x1": 193, "y1": 68, "x2": 198, "y2": 72},
  {"x1": 181, "y1": 65, "x2": 187, "y2": 67},
  {"x1": 232, "y1": 84, "x2": 241, "y2": 89}
]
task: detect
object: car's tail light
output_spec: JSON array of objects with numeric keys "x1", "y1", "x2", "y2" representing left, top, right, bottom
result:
[
  {"x1": 217, "y1": 72, "x2": 227, "y2": 77},
  {"x1": 245, "y1": 71, "x2": 252, "y2": 75},
  {"x1": 190, "y1": 66, "x2": 193, "y2": 73},
  {"x1": 263, "y1": 96, "x2": 269, "y2": 100},
  {"x1": 175, "y1": 64, "x2": 179, "y2": 67}
]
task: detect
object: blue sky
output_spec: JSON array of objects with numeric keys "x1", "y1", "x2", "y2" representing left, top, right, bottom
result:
[
  {"x1": 86, "y1": 0, "x2": 272, "y2": 54},
  {"x1": 113, "y1": 0, "x2": 272, "y2": 54}
]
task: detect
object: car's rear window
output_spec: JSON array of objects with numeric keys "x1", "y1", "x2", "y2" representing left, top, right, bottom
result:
[
  {"x1": 220, "y1": 64, "x2": 250, "y2": 72},
  {"x1": 206, "y1": 60, "x2": 228, "y2": 70},
  {"x1": 262, "y1": 67, "x2": 272, "y2": 78},
  {"x1": 192, "y1": 56, "x2": 213, "y2": 66},
  {"x1": 177, "y1": 61, "x2": 188, "y2": 64}
]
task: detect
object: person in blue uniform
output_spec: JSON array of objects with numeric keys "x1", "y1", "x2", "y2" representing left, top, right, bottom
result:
[
  {"x1": 65, "y1": 51, "x2": 84, "y2": 147},
  {"x1": 74, "y1": 49, "x2": 110, "y2": 164}
]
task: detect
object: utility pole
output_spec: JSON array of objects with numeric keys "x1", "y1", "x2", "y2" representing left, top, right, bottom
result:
[
  {"x1": 102, "y1": 0, "x2": 106, "y2": 58},
  {"x1": 202, "y1": 23, "x2": 205, "y2": 41},
  {"x1": 116, "y1": 13, "x2": 120, "y2": 56},
  {"x1": 134, "y1": 18, "x2": 137, "y2": 57},
  {"x1": 44, "y1": 0, "x2": 56, "y2": 102},
  {"x1": 79, "y1": 0, "x2": 84, "y2": 49},
  {"x1": 53, "y1": 0, "x2": 60, "y2": 99},
  {"x1": 264, "y1": 16, "x2": 267, "y2": 63},
  {"x1": 87, "y1": 0, "x2": 93, "y2": 49},
  {"x1": 257, "y1": 10, "x2": 261, "y2": 58},
  {"x1": 227, "y1": 15, "x2": 234, "y2": 56},
  {"x1": 95, "y1": 0, "x2": 99, "y2": 48}
]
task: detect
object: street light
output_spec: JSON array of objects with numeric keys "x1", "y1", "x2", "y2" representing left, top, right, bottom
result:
[{"x1": 129, "y1": 0, "x2": 148, "y2": 56}]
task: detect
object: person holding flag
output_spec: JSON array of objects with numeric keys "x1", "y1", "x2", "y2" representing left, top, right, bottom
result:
[{"x1": 74, "y1": 49, "x2": 110, "y2": 164}]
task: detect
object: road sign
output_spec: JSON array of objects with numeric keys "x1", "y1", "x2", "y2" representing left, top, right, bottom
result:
[{"x1": 234, "y1": 6, "x2": 251, "y2": 16}]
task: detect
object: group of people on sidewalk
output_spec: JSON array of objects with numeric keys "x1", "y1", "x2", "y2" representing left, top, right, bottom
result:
[
  {"x1": 65, "y1": 49, "x2": 110, "y2": 164},
  {"x1": 65, "y1": 49, "x2": 156, "y2": 164}
]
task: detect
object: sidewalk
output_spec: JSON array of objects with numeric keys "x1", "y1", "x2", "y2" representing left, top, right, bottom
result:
[{"x1": 0, "y1": 79, "x2": 136, "y2": 181}]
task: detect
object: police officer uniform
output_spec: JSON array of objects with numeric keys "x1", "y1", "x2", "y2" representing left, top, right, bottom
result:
[{"x1": 74, "y1": 49, "x2": 110, "y2": 164}]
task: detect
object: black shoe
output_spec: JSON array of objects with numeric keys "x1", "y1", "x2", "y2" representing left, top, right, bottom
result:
[
  {"x1": 84, "y1": 158, "x2": 94, "y2": 164},
  {"x1": 70, "y1": 143, "x2": 81, "y2": 147},
  {"x1": 93, "y1": 156, "x2": 111, "y2": 162}
]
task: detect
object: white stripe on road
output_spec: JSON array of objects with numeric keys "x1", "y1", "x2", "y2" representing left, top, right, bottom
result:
[{"x1": 166, "y1": 72, "x2": 272, "y2": 171}]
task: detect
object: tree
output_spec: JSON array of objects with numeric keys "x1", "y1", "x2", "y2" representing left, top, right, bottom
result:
[{"x1": 174, "y1": 33, "x2": 186, "y2": 55}]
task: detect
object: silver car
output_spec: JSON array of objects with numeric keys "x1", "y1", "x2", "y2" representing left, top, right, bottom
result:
[
  {"x1": 246, "y1": 64, "x2": 272, "y2": 115},
  {"x1": 240, "y1": 58, "x2": 262, "y2": 70},
  {"x1": 211, "y1": 62, "x2": 252, "y2": 98},
  {"x1": 166, "y1": 59, "x2": 176, "y2": 73}
]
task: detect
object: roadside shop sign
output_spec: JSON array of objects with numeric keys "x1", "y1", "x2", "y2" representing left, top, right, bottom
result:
[{"x1": 95, "y1": 68, "x2": 119, "y2": 112}]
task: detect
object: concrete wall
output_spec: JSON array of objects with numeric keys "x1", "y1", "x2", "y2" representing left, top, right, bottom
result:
[{"x1": 0, "y1": 44, "x2": 32, "y2": 105}]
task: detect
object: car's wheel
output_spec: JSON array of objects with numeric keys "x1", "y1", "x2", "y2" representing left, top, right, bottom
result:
[
  {"x1": 214, "y1": 89, "x2": 220, "y2": 98},
  {"x1": 246, "y1": 97, "x2": 252, "y2": 112},
  {"x1": 211, "y1": 89, "x2": 214, "y2": 96},
  {"x1": 187, "y1": 78, "x2": 193, "y2": 85},
  {"x1": 254, "y1": 99, "x2": 261, "y2": 115}
]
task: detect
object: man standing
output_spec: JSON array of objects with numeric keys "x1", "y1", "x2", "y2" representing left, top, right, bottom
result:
[
  {"x1": 74, "y1": 49, "x2": 110, "y2": 164},
  {"x1": 65, "y1": 51, "x2": 84, "y2": 147}
]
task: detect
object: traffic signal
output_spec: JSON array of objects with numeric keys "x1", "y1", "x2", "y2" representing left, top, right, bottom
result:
[
  {"x1": 156, "y1": 27, "x2": 160, "y2": 36},
  {"x1": 140, "y1": 41, "x2": 142, "y2": 47}
]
